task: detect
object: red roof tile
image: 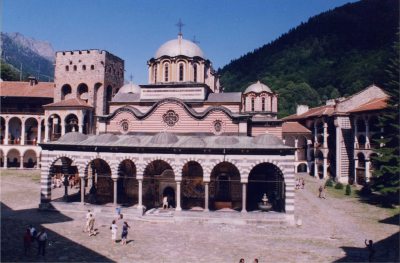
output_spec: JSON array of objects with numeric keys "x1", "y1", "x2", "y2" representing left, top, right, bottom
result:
[
  {"x1": 283, "y1": 104, "x2": 335, "y2": 121},
  {"x1": 282, "y1": 122, "x2": 311, "y2": 134},
  {"x1": 0, "y1": 81, "x2": 54, "y2": 98},
  {"x1": 44, "y1": 98, "x2": 92, "y2": 108},
  {"x1": 349, "y1": 97, "x2": 387, "y2": 113}
]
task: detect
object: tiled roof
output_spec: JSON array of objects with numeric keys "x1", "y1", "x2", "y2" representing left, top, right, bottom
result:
[
  {"x1": 44, "y1": 98, "x2": 92, "y2": 108},
  {"x1": 349, "y1": 97, "x2": 387, "y2": 113},
  {"x1": 282, "y1": 122, "x2": 311, "y2": 134},
  {"x1": 0, "y1": 81, "x2": 54, "y2": 98},
  {"x1": 283, "y1": 105, "x2": 335, "y2": 121}
]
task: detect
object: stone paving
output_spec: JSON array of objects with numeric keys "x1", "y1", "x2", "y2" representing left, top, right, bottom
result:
[{"x1": 1, "y1": 170, "x2": 398, "y2": 262}]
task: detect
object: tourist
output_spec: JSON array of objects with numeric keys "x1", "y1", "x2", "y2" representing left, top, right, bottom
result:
[
  {"x1": 110, "y1": 220, "x2": 118, "y2": 244},
  {"x1": 29, "y1": 225, "x2": 37, "y2": 241},
  {"x1": 301, "y1": 178, "x2": 305, "y2": 189},
  {"x1": 239, "y1": 259, "x2": 245, "y2": 263},
  {"x1": 84, "y1": 210, "x2": 92, "y2": 232},
  {"x1": 365, "y1": 239, "x2": 375, "y2": 262},
  {"x1": 23, "y1": 228, "x2": 32, "y2": 255},
  {"x1": 162, "y1": 195, "x2": 168, "y2": 209},
  {"x1": 88, "y1": 214, "x2": 96, "y2": 237},
  {"x1": 318, "y1": 185, "x2": 324, "y2": 198},
  {"x1": 121, "y1": 221, "x2": 130, "y2": 245},
  {"x1": 36, "y1": 228, "x2": 48, "y2": 256}
]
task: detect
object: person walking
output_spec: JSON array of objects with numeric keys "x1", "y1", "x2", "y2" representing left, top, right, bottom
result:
[
  {"x1": 121, "y1": 221, "x2": 130, "y2": 245},
  {"x1": 36, "y1": 228, "x2": 48, "y2": 256},
  {"x1": 23, "y1": 228, "x2": 32, "y2": 255},
  {"x1": 110, "y1": 220, "x2": 118, "y2": 244},
  {"x1": 29, "y1": 225, "x2": 37, "y2": 241},
  {"x1": 84, "y1": 210, "x2": 92, "y2": 232},
  {"x1": 365, "y1": 239, "x2": 375, "y2": 262},
  {"x1": 88, "y1": 214, "x2": 96, "y2": 236}
]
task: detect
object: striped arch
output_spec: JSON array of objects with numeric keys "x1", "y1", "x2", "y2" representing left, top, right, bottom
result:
[
  {"x1": 117, "y1": 157, "x2": 139, "y2": 178},
  {"x1": 143, "y1": 156, "x2": 177, "y2": 177},
  {"x1": 245, "y1": 159, "x2": 289, "y2": 182},
  {"x1": 45, "y1": 153, "x2": 79, "y2": 175},
  {"x1": 178, "y1": 157, "x2": 206, "y2": 174},
  {"x1": 82, "y1": 156, "x2": 114, "y2": 178}
]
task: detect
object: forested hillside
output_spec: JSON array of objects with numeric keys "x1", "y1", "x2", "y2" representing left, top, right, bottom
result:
[{"x1": 219, "y1": 0, "x2": 399, "y2": 117}]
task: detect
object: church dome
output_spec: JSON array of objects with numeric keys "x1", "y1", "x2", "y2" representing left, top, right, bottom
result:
[
  {"x1": 251, "y1": 134, "x2": 283, "y2": 146},
  {"x1": 150, "y1": 132, "x2": 179, "y2": 144},
  {"x1": 155, "y1": 35, "x2": 204, "y2": 59},
  {"x1": 58, "y1": 132, "x2": 88, "y2": 143},
  {"x1": 117, "y1": 82, "x2": 141, "y2": 94},
  {"x1": 244, "y1": 81, "x2": 272, "y2": 94}
]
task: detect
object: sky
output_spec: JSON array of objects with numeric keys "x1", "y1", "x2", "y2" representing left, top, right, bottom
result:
[{"x1": 2, "y1": 0, "x2": 358, "y2": 84}]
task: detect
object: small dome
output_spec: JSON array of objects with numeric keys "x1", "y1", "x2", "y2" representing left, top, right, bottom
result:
[
  {"x1": 150, "y1": 132, "x2": 179, "y2": 144},
  {"x1": 215, "y1": 136, "x2": 239, "y2": 145},
  {"x1": 94, "y1": 134, "x2": 120, "y2": 143},
  {"x1": 244, "y1": 81, "x2": 272, "y2": 94},
  {"x1": 118, "y1": 136, "x2": 141, "y2": 145},
  {"x1": 180, "y1": 136, "x2": 205, "y2": 147},
  {"x1": 252, "y1": 134, "x2": 283, "y2": 146},
  {"x1": 117, "y1": 82, "x2": 141, "y2": 94},
  {"x1": 58, "y1": 132, "x2": 88, "y2": 143},
  {"x1": 155, "y1": 35, "x2": 204, "y2": 59}
]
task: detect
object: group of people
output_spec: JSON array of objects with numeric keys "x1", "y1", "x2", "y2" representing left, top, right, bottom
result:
[
  {"x1": 51, "y1": 174, "x2": 80, "y2": 189},
  {"x1": 23, "y1": 225, "x2": 48, "y2": 256},
  {"x1": 295, "y1": 178, "x2": 305, "y2": 190},
  {"x1": 84, "y1": 209, "x2": 131, "y2": 245}
]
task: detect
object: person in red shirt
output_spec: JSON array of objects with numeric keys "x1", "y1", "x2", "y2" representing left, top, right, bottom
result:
[{"x1": 23, "y1": 228, "x2": 32, "y2": 256}]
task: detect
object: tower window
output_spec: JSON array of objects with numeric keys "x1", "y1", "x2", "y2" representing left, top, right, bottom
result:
[
  {"x1": 65, "y1": 65, "x2": 69, "y2": 71},
  {"x1": 154, "y1": 66, "x2": 157, "y2": 83},
  {"x1": 193, "y1": 64, "x2": 197, "y2": 82},
  {"x1": 262, "y1": 97, "x2": 265, "y2": 111},
  {"x1": 164, "y1": 64, "x2": 169, "y2": 82},
  {"x1": 73, "y1": 65, "x2": 77, "y2": 71},
  {"x1": 91, "y1": 65, "x2": 95, "y2": 70},
  {"x1": 179, "y1": 63, "x2": 184, "y2": 81},
  {"x1": 251, "y1": 98, "x2": 255, "y2": 111},
  {"x1": 82, "y1": 65, "x2": 86, "y2": 70}
]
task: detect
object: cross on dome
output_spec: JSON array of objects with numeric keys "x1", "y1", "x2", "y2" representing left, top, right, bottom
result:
[{"x1": 176, "y1": 18, "x2": 185, "y2": 36}]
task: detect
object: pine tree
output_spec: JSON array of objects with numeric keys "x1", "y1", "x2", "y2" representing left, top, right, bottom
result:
[{"x1": 371, "y1": 34, "x2": 400, "y2": 205}]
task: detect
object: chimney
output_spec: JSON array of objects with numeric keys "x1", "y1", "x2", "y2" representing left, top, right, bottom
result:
[
  {"x1": 28, "y1": 76, "x2": 38, "y2": 86},
  {"x1": 296, "y1": 105, "x2": 309, "y2": 115}
]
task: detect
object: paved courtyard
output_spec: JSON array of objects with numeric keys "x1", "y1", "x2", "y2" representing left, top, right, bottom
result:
[{"x1": 1, "y1": 170, "x2": 398, "y2": 262}]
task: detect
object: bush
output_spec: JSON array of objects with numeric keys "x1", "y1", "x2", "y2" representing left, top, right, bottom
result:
[
  {"x1": 325, "y1": 178, "x2": 334, "y2": 187},
  {"x1": 335, "y1": 182, "x2": 344, "y2": 189},
  {"x1": 345, "y1": 184, "x2": 351, "y2": 195}
]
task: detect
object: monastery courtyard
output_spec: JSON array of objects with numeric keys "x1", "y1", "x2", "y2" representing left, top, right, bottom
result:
[{"x1": 1, "y1": 170, "x2": 398, "y2": 263}]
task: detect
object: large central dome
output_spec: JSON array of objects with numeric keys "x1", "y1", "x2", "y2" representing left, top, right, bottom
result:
[{"x1": 155, "y1": 35, "x2": 204, "y2": 59}]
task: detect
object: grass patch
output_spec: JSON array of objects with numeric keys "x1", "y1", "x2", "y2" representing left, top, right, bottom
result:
[
  {"x1": 0, "y1": 169, "x2": 40, "y2": 181},
  {"x1": 326, "y1": 185, "x2": 359, "y2": 199}
]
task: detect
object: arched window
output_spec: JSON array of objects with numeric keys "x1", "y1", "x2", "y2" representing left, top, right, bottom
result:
[
  {"x1": 73, "y1": 65, "x2": 77, "y2": 71},
  {"x1": 154, "y1": 66, "x2": 157, "y2": 83},
  {"x1": 91, "y1": 65, "x2": 95, "y2": 70},
  {"x1": 251, "y1": 97, "x2": 255, "y2": 111},
  {"x1": 261, "y1": 97, "x2": 265, "y2": 111},
  {"x1": 193, "y1": 64, "x2": 197, "y2": 82},
  {"x1": 65, "y1": 66, "x2": 69, "y2": 71},
  {"x1": 164, "y1": 63, "x2": 169, "y2": 82},
  {"x1": 179, "y1": 63, "x2": 184, "y2": 81},
  {"x1": 82, "y1": 65, "x2": 86, "y2": 70}
]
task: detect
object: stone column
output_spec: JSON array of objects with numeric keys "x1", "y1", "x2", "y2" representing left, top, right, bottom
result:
[
  {"x1": 314, "y1": 151, "x2": 318, "y2": 178},
  {"x1": 241, "y1": 183, "x2": 247, "y2": 213},
  {"x1": 36, "y1": 154, "x2": 41, "y2": 169},
  {"x1": 78, "y1": 124, "x2": 83, "y2": 133},
  {"x1": 20, "y1": 155, "x2": 24, "y2": 169},
  {"x1": 44, "y1": 122, "x2": 49, "y2": 142},
  {"x1": 323, "y1": 156, "x2": 328, "y2": 178},
  {"x1": 80, "y1": 177, "x2": 85, "y2": 204},
  {"x1": 365, "y1": 119, "x2": 370, "y2": 148},
  {"x1": 323, "y1": 122, "x2": 328, "y2": 148},
  {"x1": 204, "y1": 182, "x2": 209, "y2": 212},
  {"x1": 37, "y1": 119, "x2": 42, "y2": 143},
  {"x1": 61, "y1": 123, "x2": 66, "y2": 136},
  {"x1": 365, "y1": 160, "x2": 371, "y2": 183},
  {"x1": 113, "y1": 178, "x2": 117, "y2": 206},
  {"x1": 21, "y1": 121, "x2": 25, "y2": 145},
  {"x1": 138, "y1": 179, "x2": 143, "y2": 210},
  {"x1": 3, "y1": 156, "x2": 7, "y2": 168},
  {"x1": 294, "y1": 138, "x2": 299, "y2": 161},
  {"x1": 176, "y1": 181, "x2": 182, "y2": 211},
  {"x1": 354, "y1": 118, "x2": 358, "y2": 149},
  {"x1": 354, "y1": 158, "x2": 358, "y2": 184},
  {"x1": 4, "y1": 119, "x2": 9, "y2": 145}
]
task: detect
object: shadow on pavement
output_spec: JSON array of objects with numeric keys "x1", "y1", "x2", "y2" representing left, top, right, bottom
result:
[{"x1": 1, "y1": 202, "x2": 113, "y2": 262}]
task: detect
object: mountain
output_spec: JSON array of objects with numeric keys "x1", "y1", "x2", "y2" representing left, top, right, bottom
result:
[
  {"x1": 1, "y1": 32, "x2": 55, "y2": 81},
  {"x1": 219, "y1": 0, "x2": 399, "y2": 117}
]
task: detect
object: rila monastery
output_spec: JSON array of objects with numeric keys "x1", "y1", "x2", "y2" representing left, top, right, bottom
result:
[{"x1": 0, "y1": 32, "x2": 388, "y2": 222}]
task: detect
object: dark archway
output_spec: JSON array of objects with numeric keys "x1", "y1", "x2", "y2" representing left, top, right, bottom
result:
[
  {"x1": 48, "y1": 114, "x2": 61, "y2": 141},
  {"x1": 86, "y1": 159, "x2": 112, "y2": 204},
  {"x1": 247, "y1": 163, "x2": 285, "y2": 212},
  {"x1": 210, "y1": 162, "x2": 241, "y2": 211},
  {"x1": 117, "y1": 160, "x2": 137, "y2": 205},
  {"x1": 297, "y1": 163, "x2": 308, "y2": 173},
  {"x1": 143, "y1": 160, "x2": 175, "y2": 210},
  {"x1": 65, "y1": 114, "x2": 79, "y2": 133},
  {"x1": 7, "y1": 149, "x2": 20, "y2": 168},
  {"x1": 182, "y1": 161, "x2": 204, "y2": 210},
  {"x1": 49, "y1": 157, "x2": 79, "y2": 202},
  {"x1": 162, "y1": 186, "x2": 175, "y2": 208},
  {"x1": 356, "y1": 152, "x2": 366, "y2": 185}
]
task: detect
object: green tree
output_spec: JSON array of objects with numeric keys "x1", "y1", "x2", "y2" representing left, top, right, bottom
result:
[
  {"x1": 370, "y1": 36, "x2": 400, "y2": 205},
  {"x1": 1, "y1": 60, "x2": 20, "y2": 81}
]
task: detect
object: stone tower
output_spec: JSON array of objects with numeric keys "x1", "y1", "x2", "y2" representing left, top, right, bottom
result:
[{"x1": 54, "y1": 49, "x2": 124, "y2": 115}]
